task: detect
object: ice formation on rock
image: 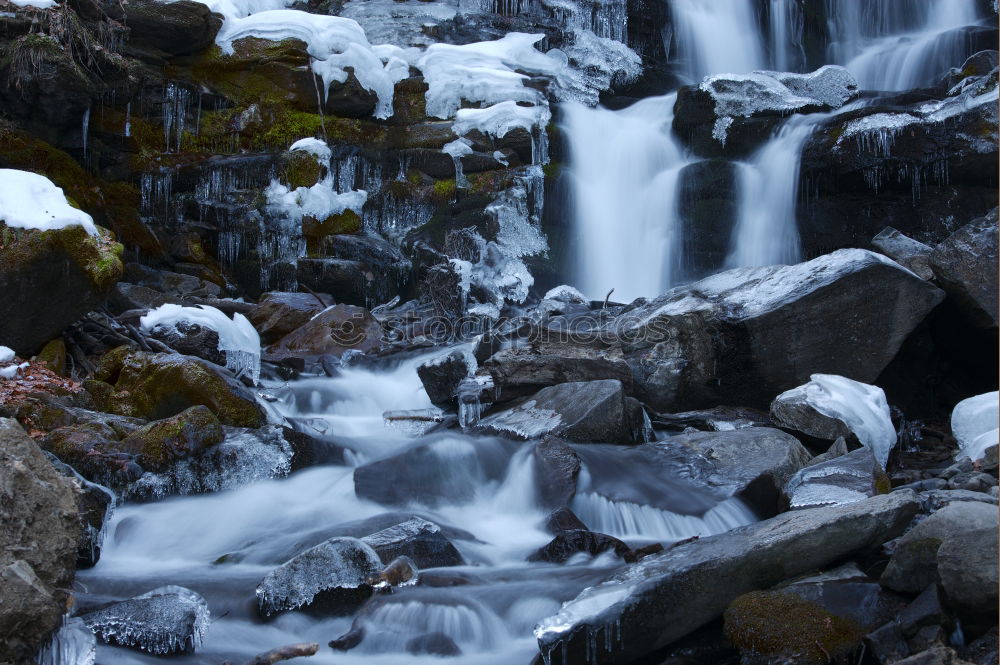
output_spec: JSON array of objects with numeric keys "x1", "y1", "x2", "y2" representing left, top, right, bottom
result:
[
  {"x1": 951, "y1": 391, "x2": 999, "y2": 462},
  {"x1": 36, "y1": 617, "x2": 96, "y2": 665},
  {"x1": 442, "y1": 138, "x2": 474, "y2": 189},
  {"x1": 82, "y1": 586, "x2": 210, "y2": 655},
  {"x1": 140, "y1": 304, "x2": 262, "y2": 385},
  {"x1": 0, "y1": 170, "x2": 98, "y2": 235}
]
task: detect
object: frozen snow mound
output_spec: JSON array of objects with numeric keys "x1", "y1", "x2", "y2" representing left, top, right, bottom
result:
[
  {"x1": 82, "y1": 586, "x2": 210, "y2": 655},
  {"x1": 452, "y1": 101, "x2": 552, "y2": 139},
  {"x1": 265, "y1": 179, "x2": 367, "y2": 226},
  {"x1": 700, "y1": 66, "x2": 858, "y2": 143},
  {"x1": 289, "y1": 136, "x2": 333, "y2": 164},
  {"x1": 215, "y1": 10, "x2": 409, "y2": 118},
  {"x1": 951, "y1": 391, "x2": 999, "y2": 462},
  {"x1": 0, "y1": 169, "x2": 98, "y2": 235},
  {"x1": 140, "y1": 304, "x2": 262, "y2": 385},
  {"x1": 772, "y1": 374, "x2": 897, "y2": 469}
]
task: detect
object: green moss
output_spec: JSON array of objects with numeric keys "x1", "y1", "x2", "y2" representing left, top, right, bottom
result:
[
  {"x1": 724, "y1": 591, "x2": 865, "y2": 665},
  {"x1": 875, "y1": 472, "x2": 892, "y2": 494},
  {"x1": 282, "y1": 150, "x2": 324, "y2": 188},
  {"x1": 118, "y1": 405, "x2": 224, "y2": 472},
  {"x1": 431, "y1": 178, "x2": 457, "y2": 203},
  {"x1": 543, "y1": 161, "x2": 561, "y2": 179}
]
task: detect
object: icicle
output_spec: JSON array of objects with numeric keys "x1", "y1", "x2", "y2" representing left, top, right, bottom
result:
[
  {"x1": 81, "y1": 107, "x2": 90, "y2": 160},
  {"x1": 443, "y1": 138, "x2": 473, "y2": 190},
  {"x1": 124, "y1": 102, "x2": 131, "y2": 138},
  {"x1": 37, "y1": 616, "x2": 95, "y2": 665}
]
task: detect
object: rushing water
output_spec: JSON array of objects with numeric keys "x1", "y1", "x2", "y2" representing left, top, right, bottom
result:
[{"x1": 77, "y1": 350, "x2": 755, "y2": 665}]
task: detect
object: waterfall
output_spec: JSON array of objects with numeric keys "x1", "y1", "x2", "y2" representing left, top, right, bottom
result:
[
  {"x1": 724, "y1": 115, "x2": 818, "y2": 269},
  {"x1": 828, "y1": 0, "x2": 983, "y2": 90},
  {"x1": 769, "y1": 0, "x2": 805, "y2": 73},
  {"x1": 564, "y1": 94, "x2": 687, "y2": 303},
  {"x1": 668, "y1": 0, "x2": 765, "y2": 83}
]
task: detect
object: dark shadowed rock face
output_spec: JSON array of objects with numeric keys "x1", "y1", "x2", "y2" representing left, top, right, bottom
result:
[
  {"x1": 610, "y1": 249, "x2": 944, "y2": 411},
  {"x1": 249, "y1": 291, "x2": 334, "y2": 345},
  {"x1": 534, "y1": 491, "x2": 920, "y2": 665},
  {"x1": 0, "y1": 419, "x2": 81, "y2": 664},
  {"x1": 417, "y1": 350, "x2": 473, "y2": 408},
  {"x1": 117, "y1": 0, "x2": 222, "y2": 59},
  {"x1": 528, "y1": 530, "x2": 632, "y2": 564},
  {"x1": 265, "y1": 304, "x2": 382, "y2": 363},
  {"x1": 533, "y1": 437, "x2": 582, "y2": 509},
  {"x1": 930, "y1": 209, "x2": 999, "y2": 328}
]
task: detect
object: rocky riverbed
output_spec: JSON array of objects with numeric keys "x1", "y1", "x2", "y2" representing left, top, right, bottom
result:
[{"x1": 0, "y1": 0, "x2": 998, "y2": 664}]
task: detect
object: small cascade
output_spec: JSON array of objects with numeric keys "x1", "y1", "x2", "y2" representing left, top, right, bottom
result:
[
  {"x1": 725, "y1": 115, "x2": 819, "y2": 269},
  {"x1": 443, "y1": 138, "x2": 473, "y2": 189},
  {"x1": 667, "y1": 0, "x2": 765, "y2": 83},
  {"x1": 564, "y1": 93, "x2": 687, "y2": 302},
  {"x1": 768, "y1": 0, "x2": 805, "y2": 73}
]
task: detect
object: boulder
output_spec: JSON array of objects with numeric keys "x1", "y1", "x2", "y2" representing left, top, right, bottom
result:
[
  {"x1": 872, "y1": 227, "x2": 935, "y2": 280},
  {"x1": 533, "y1": 437, "x2": 582, "y2": 509},
  {"x1": 880, "y1": 501, "x2": 997, "y2": 595},
  {"x1": 544, "y1": 507, "x2": 589, "y2": 533},
  {"x1": 117, "y1": 406, "x2": 225, "y2": 473},
  {"x1": 417, "y1": 350, "x2": 474, "y2": 408},
  {"x1": 86, "y1": 348, "x2": 266, "y2": 428},
  {"x1": 930, "y1": 210, "x2": 999, "y2": 328},
  {"x1": 249, "y1": 291, "x2": 334, "y2": 345},
  {"x1": 318, "y1": 234, "x2": 411, "y2": 304},
  {"x1": 120, "y1": 0, "x2": 222, "y2": 59},
  {"x1": 265, "y1": 304, "x2": 382, "y2": 363},
  {"x1": 0, "y1": 224, "x2": 123, "y2": 355},
  {"x1": 146, "y1": 321, "x2": 227, "y2": 367},
  {"x1": 46, "y1": 456, "x2": 115, "y2": 568},
  {"x1": 534, "y1": 491, "x2": 920, "y2": 665},
  {"x1": 256, "y1": 537, "x2": 382, "y2": 617},
  {"x1": 784, "y1": 446, "x2": 885, "y2": 510},
  {"x1": 406, "y1": 633, "x2": 462, "y2": 657},
  {"x1": 122, "y1": 264, "x2": 221, "y2": 299},
  {"x1": 937, "y1": 516, "x2": 998, "y2": 616},
  {"x1": 295, "y1": 258, "x2": 373, "y2": 308},
  {"x1": 670, "y1": 427, "x2": 811, "y2": 515},
  {"x1": 474, "y1": 380, "x2": 647, "y2": 444},
  {"x1": 0, "y1": 419, "x2": 80, "y2": 665},
  {"x1": 610, "y1": 249, "x2": 943, "y2": 412},
  {"x1": 40, "y1": 421, "x2": 141, "y2": 489},
  {"x1": 894, "y1": 646, "x2": 978, "y2": 665},
  {"x1": 82, "y1": 585, "x2": 210, "y2": 654},
  {"x1": 108, "y1": 283, "x2": 169, "y2": 314},
  {"x1": 651, "y1": 406, "x2": 773, "y2": 432},
  {"x1": 360, "y1": 518, "x2": 464, "y2": 568},
  {"x1": 527, "y1": 530, "x2": 632, "y2": 564}
]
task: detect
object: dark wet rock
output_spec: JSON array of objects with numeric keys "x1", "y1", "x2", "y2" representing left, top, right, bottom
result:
[
  {"x1": 872, "y1": 227, "x2": 935, "y2": 280},
  {"x1": 117, "y1": 406, "x2": 224, "y2": 473},
  {"x1": 406, "y1": 632, "x2": 462, "y2": 657},
  {"x1": 533, "y1": 437, "x2": 582, "y2": 509},
  {"x1": 534, "y1": 491, "x2": 920, "y2": 665},
  {"x1": 249, "y1": 291, "x2": 334, "y2": 345},
  {"x1": 0, "y1": 419, "x2": 80, "y2": 665},
  {"x1": 671, "y1": 427, "x2": 811, "y2": 515},
  {"x1": 123, "y1": 264, "x2": 221, "y2": 300},
  {"x1": 612, "y1": 249, "x2": 943, "y2": 412},
  {"x1": 897, "y1": 584, "x2": 951, "y2": 639},
  {"x1": 367, "y1": 555, "x2": 418, "y2": 587},
  {"x1": 866, "y1": 621, "x2": 910, "y2": 665},
  {"x1": 960, "y1": 627, "x2": 998, "y2": 665},
  {"x1": 86, "y1": 347, "x2": 266, "y2": 428},
  {"x1": 947, "y1": 471, "x2": 997, "y2": 492},
  {"x1": 894, "y1": 646, "x2": 978, "y2": 665},
  {"x1": 265, "y1": 304, "x2": 382, "y2": 363},
  {"x1": 676, "y1": 159, "x2": 740, "y2": 278},
  {"x1": 651, "y1": 406, "x2": 773, "y2": 432},
  {"x1": 108, "y1": 283, "x2": 170, "y2": 314},
  {"x1": 295, "y1": 259, "x2": 371, "y2": 308},
  {"x1": 474, "y1": 380, "x2": 647, "y2": 444},
  {"x1": 785, "y1": 446, "x2": 885, "y2": 510},
  {"x1": 146, "y1": 321, "x2": 227, "y2": 367},
  {"x1": 544, "y1": 507, "x2": 588, "y2": 534},
  {"x1": 881, "y1": 501, "x2": 997, "y2": 595},
  {"x1": 805, "y1": 436, "x2": 850, "y2": 466},
  {"x1": 937, "y1": 514, "x2": 998, "y2": 617},
  {"x1": 417, "y1": 350, "x2": 473, "y2": 408},
  {"x1": 46, "y1": 457, "x2": 116, "y2": 569},
  {"x1": 724, "y1": 564, "x2": 903, "y2": 665},
  {"x1": 317, "y1": 234, "x2": 411, "y2": 303},
  {"x1": 929, "y1": 209, "x2": 999, "y2": 328},
  {"x1": 281, "y1": 426, "x2": 347, "y2": 471},
  {"x1": 361, "y1": 518, "x2": 464, "y2": 569},
  {"x1": 81, "y1": 585, "x2": 210, "y2": 654},
  {"x1": 483, "y1": 341, "x2": 633, "y2": 403},
  {"x1": 40, "y1": 421, "x2": 141, "y2": 489},
  {"x1": 0, "y1": 225, "x2": 123, "y2": 356},
  {"x1": 528, "y1": 530, "x2": 632, "y2": 564},
  {"x1": 256, "y1": 537, "x2": 382, "y2": 617},
  {"x1": 119, "y1": 0, "x2": 222, "y2": 59}
]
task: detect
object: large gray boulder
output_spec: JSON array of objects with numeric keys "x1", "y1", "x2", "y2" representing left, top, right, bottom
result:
[
  {"x1": 930, "y1": 209, "x2": 999, "y2": 328},
  {"x1": 0, "y1": 419, "x2": 81, "y2": 665},
  {"x1": 872, "y1": 227, "x2": 935, "y2": 280},
  {"x1": 881, "y1": 501, "x2": 997, "y2": 597},
  {"x1": 936, "y1": 511, "x2": 998, "y2": 616},
  {"x1": 534, "y1": 491, "x2": 920, "y2": 665},
  {"x1": 608, "y1": 249, "x2": 943, "y2": 411},
  {"x1": 474, "y1": 380, "x2": 647, "y2": 444}
]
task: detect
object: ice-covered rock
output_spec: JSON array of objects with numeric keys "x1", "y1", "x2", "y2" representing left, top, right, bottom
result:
[
  {"x1": 82, "y1": 586, "x2": 210, "y2": 655},
  {"x1": 256, "y1": 537, "x2": 382, "y2": 616},
  {"x1": 0, "y1": 170, "x2": 98, "y2": 235},
  {"x1": 871, "y1": 227, "x2": 935, "y2": 280},
  {"x1": 770, "y1": 374, "x2": 897, "y2": 469},
  {"x1": 534, "y1": 491, "x2": 919, "y2": 664},
  {"x1": 950, "y1": 392, "x2": 999, "y2": 462},
  {"x1": 452, "y1": 101, "x2": 551, "y2": 141},
  {"x1": 141, "y1": 304, "x2": 262, "y2": 385},
  {"x1": 417, "y1": 349, "x2": 475, "y2": 408},
  {"x1": 543, "y1": 285, "x2": 588, "y2": 305},
  {"x1": 474, "y1": 379, "x2": 648, "y2": 444},
  {"x1": 36, "y1": 616, "x2": 96, "y2": 665},
  {"x1": 361, "y1": 518, "x2": 464, "y2": 568},
  {"x1": 784, "y1": 446, "x2": 883, "y2": 510}
]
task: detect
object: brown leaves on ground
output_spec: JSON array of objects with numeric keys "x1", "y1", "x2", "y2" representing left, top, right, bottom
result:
[{"x1": 0, "y1": 359, "x2": 82, "y2": 411}]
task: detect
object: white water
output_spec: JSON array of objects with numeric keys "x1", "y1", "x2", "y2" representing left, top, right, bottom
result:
[
  {"x1": 668, "y1": 0, "x2": 764, "y2": 83},
  {"x1": 77, "y1": 350, "x2": 749, "y2": 665},
  {"x1": 564, "y1": 94, "x2": 687, "y2": 302}
]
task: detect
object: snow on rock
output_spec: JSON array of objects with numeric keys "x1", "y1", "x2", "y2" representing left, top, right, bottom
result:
[
  {"x1": 140, "y1": 304, "x2": 262, "y2": 385},
  {"x1": 256, "y1": 537, "x2": 382, "y2": 616},
  {"x1": 951, "y1": 391, "x2": 999, "y2": 462},
  {"x1": 0, "y1": 346, "x2": 14, "y2": 364},
  {"x1": 543, "y1": 285, "x2": 588, "y2": 304},
  {"x1": 453, "y1": 101, "x2": 551, "y2": 139},
  {"x1": 0, "y1": 362, "x2": 29, "y2": 379},
  {"x1": 9, "y1": 0, "x2": 57, "y2": 7},
  {"x1": 265, "y1": 178, "x2": 367, "y2": 227},
  {"x1": 216, "y1": 11, "x2": 409, "y2": 118},
  {"x1": 555, "y1": 29, "x2": 642, "y2": 106},
  {"x1": 0, "y1": 170, "x2": 98, "y2": 235},
  {"x1": 771, "y1": 374, "x2": 897, "y2": 469},
  {"x1": 289, "y1": 137, "x2": 333, "y2": 164},
  {"x1": 700, "y1": 66, "x2": 858, "y2": 144},
  {"x1": 82, "y1": 586, "x2": 210, "y2": 655},
  {"x1": 36, "y1": 616, "x2": 96, "y2": 665}
]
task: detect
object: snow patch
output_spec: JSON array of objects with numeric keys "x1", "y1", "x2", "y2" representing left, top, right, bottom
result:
[
  {"x1": 951, "y1": 391, "x2": 999, "y2": 462},
  {"x1": 0, "y1": 170, "x2": 98, "y2": 235}
]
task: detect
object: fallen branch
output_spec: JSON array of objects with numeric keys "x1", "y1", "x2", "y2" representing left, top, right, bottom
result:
[
  {"x1": 238, "y1": 643, "x2": 319, "y2": 665},
  {"x1": 603, "y1": 288, "x2": 614, "y2": 309}
]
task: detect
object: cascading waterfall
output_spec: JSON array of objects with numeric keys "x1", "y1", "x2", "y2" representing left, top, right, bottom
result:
[
  {"x1": 563, "y1": 94, "x2": 687, "y2": 302},
  {"x1": 667, "y1": 0, "x2": 764, "y2": 83}
]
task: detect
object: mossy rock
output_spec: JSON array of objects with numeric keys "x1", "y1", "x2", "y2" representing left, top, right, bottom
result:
[
  {"x1": 118, "y1": 405, "x2": 224, "y2": 472},
  {"x1": 724, "y1": 590, "x2": 865, "y2": 665},
  {"x1": 303, "y1": 210, "x2": 362, "y2": 256},
  {"x1": 35, "y1": 338, "x2": 68, "y2": 377},
  {"x1": 0, "y1": 224, "x2": 123, "y2": 355},
  {"x1": 88, "y1": 347, "x2": 266, "y2": 428},
  {"x1": 280, "y1": 150, "x2": 325, "y2": 189}
]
